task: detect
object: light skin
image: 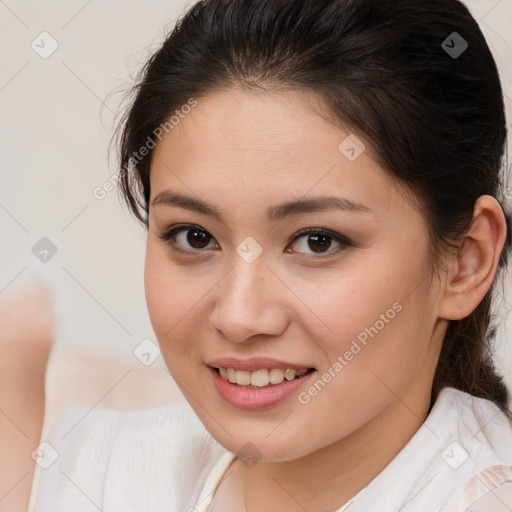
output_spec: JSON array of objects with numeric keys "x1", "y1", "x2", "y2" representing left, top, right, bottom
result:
[{"x1": 144, "y1": 87, "x2": 507, "y2": 511}]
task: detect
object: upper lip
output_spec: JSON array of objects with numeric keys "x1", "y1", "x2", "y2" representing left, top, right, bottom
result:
[{"x1": 206, "y1": 357, "x2": 314, "y2": 372}]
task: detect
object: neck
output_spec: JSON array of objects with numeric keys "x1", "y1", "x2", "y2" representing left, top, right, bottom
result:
[{"x1": 241, "y1": 383, "x2": 432, "y2": 512}]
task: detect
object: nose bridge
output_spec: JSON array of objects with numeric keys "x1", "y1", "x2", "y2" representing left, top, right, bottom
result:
[
  {"x1": 223, "y1": 255, "x2": 269, "y2": 318},
  {"x1": 211, "y1": 252, "x2": 287, "y2": 343}
]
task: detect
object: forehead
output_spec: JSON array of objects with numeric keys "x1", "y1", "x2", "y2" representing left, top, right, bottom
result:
[
  {"x1": 148, "y1": 88, "x2": 402, "y2": 218},
  {"x1": 153, "y1": 87, "x2": 342, "y2": 164}
]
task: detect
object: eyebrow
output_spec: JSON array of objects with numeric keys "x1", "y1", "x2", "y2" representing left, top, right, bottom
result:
[{"x1": 151, "y1": 190, "x2": 373, "y2": 222}]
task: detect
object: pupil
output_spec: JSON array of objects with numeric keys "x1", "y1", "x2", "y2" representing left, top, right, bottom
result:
[
  {"x1": 188, "y1": 229, "x2": 210, "y2": 248},
  {"x1": 309, "y1": 233, "x2": 331, "y2": 253}
]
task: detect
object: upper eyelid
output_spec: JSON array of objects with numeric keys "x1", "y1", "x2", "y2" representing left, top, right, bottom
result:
[
  {"x1": 291, "y1": 227, "x2": 352, "y2": 244},
  {"x1": 158, "y1": 224, "x2": 347, "y2": 240}
]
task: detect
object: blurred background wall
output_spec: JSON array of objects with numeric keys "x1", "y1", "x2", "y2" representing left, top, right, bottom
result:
[{"x1": 1, "y1": 0, "x2": 511, "y2": 428}]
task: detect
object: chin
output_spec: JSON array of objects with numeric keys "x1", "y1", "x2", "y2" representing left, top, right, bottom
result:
[{"x1": 205, "y1": 419, "x2": 313, "y2": 462}]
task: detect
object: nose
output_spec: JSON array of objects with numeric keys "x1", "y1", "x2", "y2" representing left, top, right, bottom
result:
[{"x1": 210, "y1": 257, "x2": 289, "y2": 344}]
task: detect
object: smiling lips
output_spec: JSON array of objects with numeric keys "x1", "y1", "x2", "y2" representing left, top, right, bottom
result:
[
  {"x1": 207, "y1": 356, "x2": 313, "y2": 387},
  {"x1": 206, "y1": 356, "x2": 315, "y2": 408}
]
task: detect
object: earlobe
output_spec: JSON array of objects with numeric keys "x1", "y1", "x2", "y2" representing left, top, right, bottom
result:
[{"x1": 438, "y1": 195, "x2": 507, "y2": 321}]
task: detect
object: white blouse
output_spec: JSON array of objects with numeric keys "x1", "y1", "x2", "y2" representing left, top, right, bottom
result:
[{"x1": 32, "y1": 387, "x2": 512, "y2": 512}]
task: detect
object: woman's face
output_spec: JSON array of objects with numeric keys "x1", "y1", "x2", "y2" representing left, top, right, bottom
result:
[{"x1": 145, "y1": 87, "x2": 447, "y2": 461}]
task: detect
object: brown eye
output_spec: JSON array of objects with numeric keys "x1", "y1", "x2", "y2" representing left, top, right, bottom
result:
[
  {"x1": 183, "y1": 228, "x2": 213, "y2": 249},
  {"x1": 157, "y1": 224, "x2": 218, "y2": 251},
  {"x1": 306, "y1": 233, "x2": 332, "y2": 252},
  {"x1": 287, "y1": 228, "x2": 351, "y2": 256}
]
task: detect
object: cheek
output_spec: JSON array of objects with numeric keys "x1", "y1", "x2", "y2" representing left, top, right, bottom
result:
[
  {"x1": 296, "y1": 260, "x2": 404, "y2": 343},
  {"x1": 304, "y1": 252, "x2": 433, "y2": 378},
  {"x1": 144, "y1": 248, "x2": 170, "y2": 335},
  {"x1": 144, "y1": 246, "x2": 193, "y2": 347},
  {"x1": 143, "y1": 242, "x2": 219, "y2": 372},
  {"x1": 285, "y1": 265, "x2": 435, "y2": 442}
]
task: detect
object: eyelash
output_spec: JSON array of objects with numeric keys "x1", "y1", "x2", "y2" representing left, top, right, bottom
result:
[{"x1": 156, "y1": 223, "x2": 352, "y2": 258}]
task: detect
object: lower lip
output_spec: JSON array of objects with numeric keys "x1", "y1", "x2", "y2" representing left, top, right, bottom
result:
[{"x1": 209, "y1": 366, "x2": 316, "y2": 410}]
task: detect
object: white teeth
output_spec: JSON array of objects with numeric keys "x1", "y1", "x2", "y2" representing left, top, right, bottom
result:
[
  {"x1": 218, "y1": 367, "x2": 310, "y2": 387},
  {"x1": 284, "y1": 369, "x2": 296, "y2": 380},
  {"x1": 269, "y1": 368, "x2": 285, "y2": 384},
  {"x1": 236, "y1": 370, "x2": 251, "y2": 386},
  {"x1": 250, "y1": 369, "x2": 270, "y2": 387}
]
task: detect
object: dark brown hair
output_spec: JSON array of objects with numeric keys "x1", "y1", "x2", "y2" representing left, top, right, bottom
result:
[{"x1": 114, "y1": 0, "x2": 512, "y2": 416}]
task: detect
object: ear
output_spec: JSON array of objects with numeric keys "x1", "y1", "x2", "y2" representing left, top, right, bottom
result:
[{"x1": 438, "y1": 195, "x2": 507, "y2": 320}]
